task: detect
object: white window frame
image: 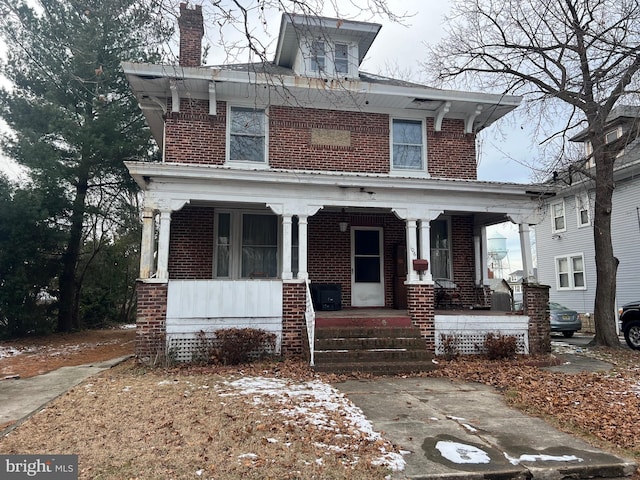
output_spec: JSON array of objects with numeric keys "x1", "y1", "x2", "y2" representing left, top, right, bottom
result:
[
  {"x1": 555, "y1": 253, "x2": 586, "y2": 290},
  {"x1": 304, "y1": 38, "x2": 357, "y2": 78},
  {"x1": 310, "y1": 40, "x2": 326, "y2": 72},
  {"x1": 390, "y1": 117, "x2": 427, "y2": 174},
  {"x1": 551, "y1": 200, "x2": 566, "y2": 233},
  {"x1": 226, "y1": 105, "x2": 268, "y2": 166},
  {"x1": 576, "y1": 192, "x2": 591, "y2": 228},
  {"x1": 430, "y1": 218, "x2": 452, "y2": 280},
  {"x1": 214, "y1": 209, "x2": 281, "y2": 279}
]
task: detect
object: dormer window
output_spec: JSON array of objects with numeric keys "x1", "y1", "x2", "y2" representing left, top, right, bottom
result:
[
  {"x1": 311, "y1": 41, "x2": 325, "y2": 72},
  {"x1": 334, "y1": 43, "x2": 349, "y2": 74},
  {"x1": 304, "y1": 38, "x2": 356, "y2": 77}
]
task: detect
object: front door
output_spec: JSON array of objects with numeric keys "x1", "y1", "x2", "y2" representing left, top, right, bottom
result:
[{"x1": 351, "y1": 227, "x2": 384, "y2": 307}]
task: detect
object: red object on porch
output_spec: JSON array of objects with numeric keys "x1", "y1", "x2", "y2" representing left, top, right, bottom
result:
[{"x1": 412, "y1": 259, "x2": 429, "y2": 272}]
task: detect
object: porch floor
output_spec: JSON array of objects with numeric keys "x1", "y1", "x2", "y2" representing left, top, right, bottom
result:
[{"x1": 315, "y1": 307, "x2": 521, "y2": 318}]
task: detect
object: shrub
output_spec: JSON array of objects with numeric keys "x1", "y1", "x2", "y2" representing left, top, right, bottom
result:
[
  {"x1": 483, "y1": 333, "x2": 518, "y2": 360},
  {"x1": 191, "y1": 328, "x2": 277, "y2": 366},
  {"x1": 439, "y1": 333, "x2": 460, "y2": 360}
]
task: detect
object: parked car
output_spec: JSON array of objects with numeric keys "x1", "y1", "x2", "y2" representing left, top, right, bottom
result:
[
  {"x1": 549, "y1": 302, "x2": 582, "y2": 337},
  {"x1": 619, "y1": 300, "x2": 640, "y2": 350}
]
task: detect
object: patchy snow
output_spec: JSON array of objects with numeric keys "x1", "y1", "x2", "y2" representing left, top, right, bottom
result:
[
  {"x1": 120, "y1": 324, "x2": 136, "y2": 329},
  {"x1": 221, "y1": 376, "x2": 406, "y2": 471},
  {"x1": 0, "y1": 346, "x2": 22, "y2": 359},
  {"x1": 505, "y1": 453, "x2": 583, "y2": 465},
  {"x1": 436, "y1": 441, "x2": 491, "y2": 464}
]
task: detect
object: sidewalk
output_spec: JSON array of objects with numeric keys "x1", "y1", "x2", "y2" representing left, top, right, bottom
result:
[
  {"x1": 0, "y1": 355, "x2": 131, "y2": 434},
  {"x1": 338, "y1": 354, "x2": 637, "y2": 479}
]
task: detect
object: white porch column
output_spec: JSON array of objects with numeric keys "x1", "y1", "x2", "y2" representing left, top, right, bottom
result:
[
  {"x1": 473, "y1": 231, "x2": 482, "y2": 286},
  {"x1": 156, "y1": 210, "x2": 172, "y2": 280},
  {"x1": 282, "y1": 214, "x2": 293, "y2": 280},
  {"x1": 139, "y1": 207, "x2": 155, "y2": 279},
  {"x1": 297, "y1": 215, "x2": 309, "y2": 280},
  {"x1": 518, "y1": 223, "x2": 536, "y2": 282},
  {"x1": 406, "y1": 219, "x2": 419, "y2": 283},
  {"x1": 418, "y1": 219, "x2": 433, "y2": 282},
  {"x1": 481, "y1": 226, "x2": 489, "y2": 286}
]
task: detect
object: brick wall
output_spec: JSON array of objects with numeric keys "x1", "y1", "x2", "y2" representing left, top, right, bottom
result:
[
  {"x1": 165, "y1": 100, "x2": 226, "y2": 164},
  {"x1": 168, "y1": 206, "x2": 215, "y2": 279},
  {"x1": 308, "y1": 211, "x2": 405, "y2": 307},
  {"x1": 523, "y1": 283, "x2": 551, "y2": 354},
  {"x1": 451, "y1": 215, "x2": 476, "y2": 306},
  {"x1": 135, "y1": 281, "x2": 168, "y2": 362},
  {"x1": 407, "y1": 284, "x2": 435, "y2": 352},
  {"x1": 427, "y1": 119, "x2": 477, "y2": 179},
  {"x1": 282, "y1": 282, "x2": 306, "y2": 356},
  {"x1": 163, "y1": 102, "x2": 478, "y2": 178}
]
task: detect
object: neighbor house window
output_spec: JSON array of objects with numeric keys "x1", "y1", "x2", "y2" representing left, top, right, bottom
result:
[
  {"x1": 334, "y1": 43, "x2": 349, "y2": 74},
  {"x1": 391, "y1": 118, "x2": 425, "y2": 171},
  {"x1": 576, "y1": 193, "x2": 591, "y2": 227},
  {"x1": 311, "y1": 41, "x2": 325, "y2": 72},
  {"x1": 215, "y1": 211, "x2": 278, "y2": 278},
  {"x1": 430, "y1": 219, "x2": 450, "y2": 279},
  {"x1": 556, "y1": 254, "x2": 585, "y2": 290},
  {"x1": 228, "y1": 106, "x2": 266, "y2": 163},
  {"x1": 551, "y1": 200, "x2": 566, "y2": 232}
]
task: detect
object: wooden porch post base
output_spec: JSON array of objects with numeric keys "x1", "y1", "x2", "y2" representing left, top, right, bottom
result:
[
  {"x1": 407, "y1": 284, "x2": 435, "y2": 352},
  {"x1": 282, "y1": 282, "x2": 306, "y2": 357},
  {"x1": 135, "y1": 281, "x2": 168, "y2": 364},
  {"x1": 523, "y1": 283, "x2": 551, "y2": 354}
]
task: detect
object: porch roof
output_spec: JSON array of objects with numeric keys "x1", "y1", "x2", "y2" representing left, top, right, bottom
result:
[{"x1": 126, "y1": 161, "x2": 552, "y2": 225}]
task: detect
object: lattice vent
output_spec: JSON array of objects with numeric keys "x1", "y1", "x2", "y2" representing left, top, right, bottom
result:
[{"x1": 436, "y1": 330, "x2": 528, "y2": 355}]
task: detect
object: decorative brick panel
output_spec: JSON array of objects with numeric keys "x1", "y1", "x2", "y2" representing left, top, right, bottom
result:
[
  {"x1": 282, "y1": 283, "x2": 306, "y2": 357},
  {"x1": 407, "y1": 284, "x2": 435, "y2": 352},
  {"x1": 523, "y1": 283, "x2": 551, "y2": 354},
  {"x1": 168, "y1": 205, "x2": 215, "y2": 279},
  {"x1": 135, "y1": 281, "x2": 168, "y2": 363}
]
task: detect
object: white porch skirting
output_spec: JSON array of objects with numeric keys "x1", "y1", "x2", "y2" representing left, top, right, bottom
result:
[
  {"x1": 435, "y1": 314, "x2": 530, "y2": 355},
  {"x1": 166, "y1": 280, "x2": 283, "y2": 361}
]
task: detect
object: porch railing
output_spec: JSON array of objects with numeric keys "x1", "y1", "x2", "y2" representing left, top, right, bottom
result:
[{"x1": 304, "y1": 279, "x2": 316, "y2": 366}]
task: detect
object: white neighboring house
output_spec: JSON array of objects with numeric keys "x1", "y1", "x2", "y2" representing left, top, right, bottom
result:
[{"x1": 536, "y1": 106, "x2": 640, "y2": 315}]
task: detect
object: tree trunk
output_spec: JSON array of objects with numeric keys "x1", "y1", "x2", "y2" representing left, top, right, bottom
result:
[
  {"x1": 57, "y1": 169, "x2": 89, "y2": 332},
  {"x1": 591, "y1": 145, "x2": 621, "y2": 348}
]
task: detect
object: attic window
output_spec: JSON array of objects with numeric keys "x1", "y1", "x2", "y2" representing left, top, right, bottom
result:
[
  {"x1": 311, "y1": 41, "x2": 325, "y2": 72},
  {"x1": 335, "y1": 43, "x2": 349, "y2": 74}
]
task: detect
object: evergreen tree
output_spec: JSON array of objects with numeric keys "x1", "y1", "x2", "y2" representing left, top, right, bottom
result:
[{"x1": 0, "y1": 0, "x2": 172, "y2": 331}]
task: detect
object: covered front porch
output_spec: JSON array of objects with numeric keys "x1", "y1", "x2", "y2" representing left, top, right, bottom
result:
[{"x1": 127, "y1": 162, "x2": 550, "y2": 363}]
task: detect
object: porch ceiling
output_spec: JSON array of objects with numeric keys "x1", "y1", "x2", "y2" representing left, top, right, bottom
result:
[{"x1": 126, "y1": 161, "x2": 552, "y2": 224}]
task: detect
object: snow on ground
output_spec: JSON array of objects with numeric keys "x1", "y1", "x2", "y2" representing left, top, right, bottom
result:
[
  {"x1": 219, "y1": 376, "x2": 406, "y2": 472},
  {"x1": 0, "y1": 346, "x2": 23, "y2": 359}
]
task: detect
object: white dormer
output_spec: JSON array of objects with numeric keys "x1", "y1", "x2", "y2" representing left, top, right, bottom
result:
[{"x1": 274, "y1": 14, "x2": 381, "y2": 79}]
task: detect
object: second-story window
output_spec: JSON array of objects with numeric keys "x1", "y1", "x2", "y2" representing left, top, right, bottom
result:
[
  {"x1": 229, "y1": 106, "x2": 266, "y2": 163},
  {"x1": 391, "y1": 118, "x2": 425, "y2": 171},
  {"x1": 311, "y1": 41, "x2": 325, "y2": 72},
  {"x1": 551, "y1": 200, "x2": 566, "y2": 232},
  {"x1": 576, "y1": 193, "x2": 591, "y2": 227}
]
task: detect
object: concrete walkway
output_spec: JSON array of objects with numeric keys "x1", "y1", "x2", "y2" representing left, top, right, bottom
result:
[
  {"x1": 338, "y1": 354, "x2": 637, "y2": 479},
  {"x1": 0, "y1": 356, "x2": 131, "y2": 434}
]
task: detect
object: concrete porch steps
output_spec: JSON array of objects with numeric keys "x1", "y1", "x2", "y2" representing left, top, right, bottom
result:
[{"x1": 313, "y1": 315, "x2": 435, "y2": 374}]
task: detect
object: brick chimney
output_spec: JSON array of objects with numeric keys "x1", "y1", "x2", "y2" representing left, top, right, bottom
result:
[{"x1": 178, "y1": 3, "x2": 204, "y2": 67}]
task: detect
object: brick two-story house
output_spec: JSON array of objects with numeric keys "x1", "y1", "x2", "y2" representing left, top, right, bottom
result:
[{"x1": 125, "y1": 4, "x2": 551, "y2": 365}]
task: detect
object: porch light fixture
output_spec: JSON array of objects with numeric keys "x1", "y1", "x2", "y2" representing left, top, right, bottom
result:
[{"x1": 339, "y1": 221, "x2": 349, "y2": 233}]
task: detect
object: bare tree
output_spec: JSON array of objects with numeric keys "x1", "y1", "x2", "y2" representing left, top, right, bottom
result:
[{"x1": 425, "y1": 0, "x2": 640, "y2": 347}]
